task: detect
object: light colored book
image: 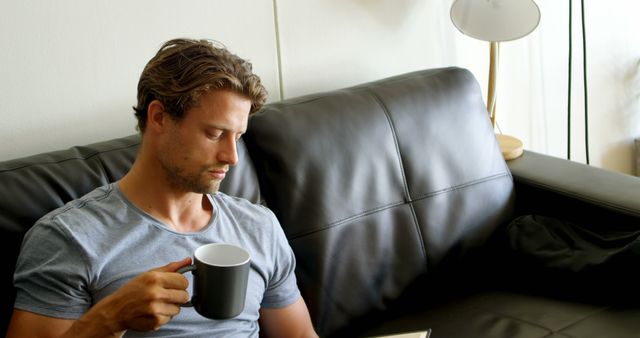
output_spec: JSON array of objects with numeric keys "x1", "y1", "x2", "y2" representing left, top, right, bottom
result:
[{"x1": 369, "y1": 329, "x2": 432, "y2": 338}]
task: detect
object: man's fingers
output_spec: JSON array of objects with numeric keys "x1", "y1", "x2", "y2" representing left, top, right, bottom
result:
[
  {"x1": 141, "y1": 258, "x2": 192, "y2": 290},
  {"x1": 159, "y1": 288, "x2": 191, "y2": 305},
  {"x1": 151, "y1": 301, "x2": 183, "y2": 317}
]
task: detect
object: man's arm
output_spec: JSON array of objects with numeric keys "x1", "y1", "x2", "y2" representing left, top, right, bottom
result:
[
  {"x1": 259, "y1": 297, "x2": 318, "y2": 338},
  {"x1": 6, "y1": 310, "x2": 75, "y2": 338},
  {"x1": 6, "y1": 258, "x2": 191, "y2": 338}
]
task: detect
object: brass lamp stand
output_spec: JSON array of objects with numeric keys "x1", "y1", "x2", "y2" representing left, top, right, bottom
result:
[{"x1": 451, "y1": 0, "x2": 541, "y2": 160}]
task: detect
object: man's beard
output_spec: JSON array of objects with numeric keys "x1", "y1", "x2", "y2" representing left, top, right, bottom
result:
[{"x1": 161, "y1": 161, "x2": 221, "y2": 195}]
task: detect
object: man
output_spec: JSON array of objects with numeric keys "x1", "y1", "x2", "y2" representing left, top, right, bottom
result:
[{"x1": 7, "y1": 38, "x2": 318, "y2": 337}]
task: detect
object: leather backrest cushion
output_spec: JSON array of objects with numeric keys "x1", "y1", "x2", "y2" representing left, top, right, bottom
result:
[
  {"x1": 244, "y1": 67, "x2": 515, "y2": 336},
  {"x1": 0, "y1": 134, "x2": 259, "y2": 332},
  {"x1": 219, "y1": 138, "x2": 263, "y2": 204}
]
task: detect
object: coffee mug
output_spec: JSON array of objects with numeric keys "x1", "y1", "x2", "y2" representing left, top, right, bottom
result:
[{"x1": 177, "y1": 243, "x2": 251, "y2": 319}]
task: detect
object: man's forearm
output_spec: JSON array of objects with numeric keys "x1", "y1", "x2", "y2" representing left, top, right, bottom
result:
[{"x1": 62, "y1": 298, "x2": 126, "y2": 338}]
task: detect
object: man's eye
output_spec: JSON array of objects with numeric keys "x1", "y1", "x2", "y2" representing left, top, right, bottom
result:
[{"x1": 206, "y1": 131, "x2": 223, "y2": 139}]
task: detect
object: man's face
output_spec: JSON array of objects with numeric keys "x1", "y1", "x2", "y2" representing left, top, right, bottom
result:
[{"x1": 158, "y1": 90, "x2": 251, "y2": 194}]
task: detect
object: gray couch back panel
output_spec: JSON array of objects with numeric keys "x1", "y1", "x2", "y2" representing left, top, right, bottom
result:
[{"x1": 245, "y1": 67, "x2": 515, "y2": 336}]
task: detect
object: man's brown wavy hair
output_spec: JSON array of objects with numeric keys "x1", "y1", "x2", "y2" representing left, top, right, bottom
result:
[{"x1": 133, "y1": 38, "x2": 268, "y2": 132}]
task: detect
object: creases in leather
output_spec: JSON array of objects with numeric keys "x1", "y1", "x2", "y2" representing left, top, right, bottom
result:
[{"x1": 365, "y1": 88, "x2": 425, "y2": 261}]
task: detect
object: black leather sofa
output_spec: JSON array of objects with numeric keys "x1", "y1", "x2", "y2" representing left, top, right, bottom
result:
[{"x1": 2, "y1": 67, "x2": 640, "y2": 337}]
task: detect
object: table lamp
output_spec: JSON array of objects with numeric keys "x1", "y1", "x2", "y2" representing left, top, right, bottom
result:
[{"x1": 450, "y1": 0, "x2": 541, "y2": 160}]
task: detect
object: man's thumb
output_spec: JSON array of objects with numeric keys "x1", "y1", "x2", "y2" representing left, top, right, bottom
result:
[{"x1": 153, "y1": 257, "x2": 192, "y2": 273}]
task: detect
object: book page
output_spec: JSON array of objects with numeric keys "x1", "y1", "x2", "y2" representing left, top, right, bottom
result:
[{"x1": 369, "y1": 329, "x2": 431, "y2": 338}]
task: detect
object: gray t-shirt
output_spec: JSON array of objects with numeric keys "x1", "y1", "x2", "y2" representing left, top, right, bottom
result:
[{"x1": 13, "y1": 183, "x2": 300, "y2": 337}]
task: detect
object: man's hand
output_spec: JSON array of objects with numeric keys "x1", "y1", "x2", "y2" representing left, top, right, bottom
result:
[
  {"x1": 89, "y1": 257, "x2": 192, "y2": 333},
  {"x1": 6, "y1": 257, "x2": 193, "y2": 338}
]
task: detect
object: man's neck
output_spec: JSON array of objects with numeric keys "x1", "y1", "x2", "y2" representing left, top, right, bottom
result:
[{"x1": 118, "y1": 160, "x2": 213, "y2": 233}]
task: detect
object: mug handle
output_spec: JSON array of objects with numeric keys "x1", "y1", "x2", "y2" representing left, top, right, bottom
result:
[{"x1": 176, "y1": 264, "x2": 196, "y2": 307}]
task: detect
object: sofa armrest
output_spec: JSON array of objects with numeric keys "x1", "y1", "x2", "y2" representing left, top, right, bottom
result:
[
  {"x1": 501, "y1": 150, "x2": 640, "y2": 300},
  {"x1": 507, "y1": 150, "x2": 640, "y2": 225}
]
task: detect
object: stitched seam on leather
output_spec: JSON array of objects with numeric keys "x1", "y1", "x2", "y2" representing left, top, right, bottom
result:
[
  {"x1": 482, "y1": 309, "x2": 559, "y2": 335},
  {"x1": 366, "y1": 89, "x2": 427, "y2": 261},
  {"x1": 0, "y1": 141, "x2": 139, "y2": 173},
  {"x1": 485, "y1": 305, "x2": 610, "y2": 337},
  {"x1": 287, "y1": 172, "x2": 511, "y2": 240},
  {"x1": 555, "y1": 305, "x2": 613, "y2": 334},
  {"x1": 410, "y1": 172, "x2": 511, "y2": 202},
  {"x1": 541, "y1": 334, "x2": 573, "y2": 338},
  {"x1": 288, "y1": 200, "x2": 406, "y2": 239}
]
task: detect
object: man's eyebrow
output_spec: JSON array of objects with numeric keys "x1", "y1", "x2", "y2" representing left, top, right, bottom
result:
[
  {"x1": 204, "y1": 124, "x2": 224, "y2": 130},
  {"x1": 204, "y1": 124, "x2": 246, "y2": 134}
]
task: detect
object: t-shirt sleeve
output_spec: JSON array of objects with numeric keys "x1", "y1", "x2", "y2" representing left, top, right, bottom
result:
[
  {"x1": 260, "y1": 209, "x2": 301, "y2": 309},
  {"x1": 13, "y1": 218, "x2": 92, "y2": 319}
]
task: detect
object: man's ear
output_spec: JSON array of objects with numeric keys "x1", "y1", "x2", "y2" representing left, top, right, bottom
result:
[{"x1": 147, "y1": 100, "x2": 167, "y2": 132}]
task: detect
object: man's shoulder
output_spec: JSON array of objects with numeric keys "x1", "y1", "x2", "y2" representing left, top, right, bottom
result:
[
  {"x1": 211, "y1": 192, "x2": 280, "y2": 233},
  {"x1": 212, "y1": 191, "x2": 271, "y2": 215},
  {"x1": 20, "y1": 183, "x2": 126, "y2": 255},
  {"x1": 35, "y1": 183, "x2": 123, "y2": 232}
]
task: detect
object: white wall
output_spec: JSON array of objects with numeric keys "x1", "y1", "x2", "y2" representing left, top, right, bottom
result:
[
  {"x1": 504, "y1": 0, "x2": 640, "y2": 174},
  {"x1": 0, "y1": 0, "x2": 279, "y2": 160},
  {"x1": 1, "y1": 0, "x2": 639, "y2": 175}
]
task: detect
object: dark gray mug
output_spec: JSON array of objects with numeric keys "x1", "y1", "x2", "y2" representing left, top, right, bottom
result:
[{"x1": 177, "y1": 243, "x2": 251, "y2": 319}]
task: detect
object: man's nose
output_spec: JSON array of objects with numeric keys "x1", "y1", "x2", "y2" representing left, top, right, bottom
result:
[{"x1": 217, "y1": 135, "x2": 239, "y2": 166}]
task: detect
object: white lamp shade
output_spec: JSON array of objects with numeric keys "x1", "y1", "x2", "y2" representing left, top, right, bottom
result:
[{"x1": 451, "y1": 0, "x2": 541, "y2": 42}]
